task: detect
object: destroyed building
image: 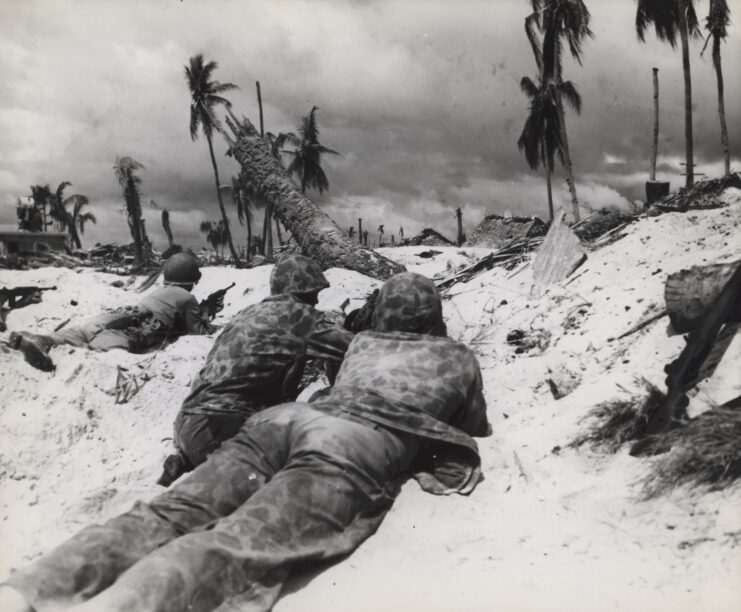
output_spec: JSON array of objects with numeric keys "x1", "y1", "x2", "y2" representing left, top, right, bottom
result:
[
  {"x1": 0, "y1": 231, "x2": 68, "y2": 256},
  {"x1": 465, "y1": 214, "x2": 547, "y2": 249},
  {"x1": 403, "y1": 228, "x2": 455, "y2": 247}
]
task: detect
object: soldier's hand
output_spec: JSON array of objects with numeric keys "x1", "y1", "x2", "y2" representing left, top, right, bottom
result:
[{"x1": 213, "y1": 295, "x2": 225, "y2": 314}]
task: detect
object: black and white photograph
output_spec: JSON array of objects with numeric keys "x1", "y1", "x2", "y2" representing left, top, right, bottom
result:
[{"x1": 0, "y1": 1, "x2": 740, "y2": 610}]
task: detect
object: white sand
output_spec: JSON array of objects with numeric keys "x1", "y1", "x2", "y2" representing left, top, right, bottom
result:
[{"x1": 1, "y1": 195, "x2": 740, "y2": 611}]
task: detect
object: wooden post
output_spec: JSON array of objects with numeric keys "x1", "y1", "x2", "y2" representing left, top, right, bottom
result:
[
  {"x1": 363, "y1": 230, "x2": 368, "y2": 246},
  {"x1": 358, "y1": 218, "x2": 363, "y2": 244},
  {"x1": 650, "y1": 67, "x2": 659, "y2": 181},
  {"x1": 455, "y1": 207, "x2": 464, "y2": 246}
]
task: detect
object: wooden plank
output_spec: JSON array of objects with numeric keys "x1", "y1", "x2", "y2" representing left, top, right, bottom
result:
[{"x1": 530, "y1": 210, "x2": 586, "y2": 298}]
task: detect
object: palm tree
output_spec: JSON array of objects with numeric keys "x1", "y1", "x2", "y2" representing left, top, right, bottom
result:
[
  {"x1": 526, "y1": 0, "x2": 593, "y2": 221},
  {"x1": 637, "y1": 0, "x2": 701, "y2": 187},
  {"x1": 518, "y1": 73, "x2": 581, "y2": 222},
  {"x1": 161, "y1": 209, "x2": 175, "y2": 248},
  {"x1": 286, "y1": 106, "x2": 339, "y2": 194},
  {"x1": 185, "y1": 53, "x2": 242, "y2": 266},
  {"x1": 200, "y1": 220, "x2": 227, "y2": 260},
  {"x1": 50, "y1": 182, "x2": 96, "y2": 248},
  {"x1": 30, "y1": 184, "x2": 54, "y2": 232},
  {"x1": 702, "y1": 0, "x2": 731, "y2": 176},
  {"x1": 113, "y1": 156, "x2": 150, "y2": 266}
]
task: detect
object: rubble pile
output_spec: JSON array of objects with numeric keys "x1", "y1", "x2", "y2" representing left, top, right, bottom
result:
[
  {"x1": 466, "y1": 214, "x2": 547, "y2": 249},
  {"x1": 653, "y1": 172, "x2": 741, "y2": 212}
]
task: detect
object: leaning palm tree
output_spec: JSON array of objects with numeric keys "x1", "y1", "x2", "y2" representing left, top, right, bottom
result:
[
  {"x1": 200, "y1": 220, "x2": 227, "y2": 260},
  {"x1": 71, "y1": 196, "x2": 97, "y2": 246},
  {"x1": 518, "y1": 73, "x2": 582, "y2": 222},
  {"x1": 113, "y1": 156, "x2": 150, "y2": 266},
  {"x1": 702, "y1": 0, "x2": 731, "y2": 175},
  {"x1": 185, "y1": 53, "x2": 242, "y2": 266},
  {"x1": 526, "y1": 0, "x2": 593, "y2": 221},
  {"x1": 223, "y1": 112, "x2": 404, "y2": 279},
  {"x1": 637, "y1": 0, "x2": 701, "y2": 187},
  {"x1": 286, "y1": 106, "x2": 339, "y2": 194}
]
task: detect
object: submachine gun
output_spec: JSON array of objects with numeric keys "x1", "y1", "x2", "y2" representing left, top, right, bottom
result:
[{"x1": 0, "y1": 286, "x2": 57, "y2": 331}]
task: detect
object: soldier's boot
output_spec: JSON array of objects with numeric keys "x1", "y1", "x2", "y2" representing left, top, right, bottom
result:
[
  {"x1": 156, "y1": 452, "x2": 189, "y2": 487},
  {"x1": 8, "y1": 332, "x2": 55, "y2": 372}
]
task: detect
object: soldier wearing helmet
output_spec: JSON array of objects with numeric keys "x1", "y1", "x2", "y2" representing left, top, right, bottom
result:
[
  {"x1": 158, "y1": 254, "x2": 353, "y2": 486},
  {"x1": 8, "y1": 253, "x2": 213, "y2": 372},
  {"x1": 1, "y1": 272, "x2": 490, "y2": 612}
]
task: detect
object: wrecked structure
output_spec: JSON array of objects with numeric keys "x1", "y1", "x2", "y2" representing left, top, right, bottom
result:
[
  {"x1": 465, "y1": 214, "x2": 547, "y2": 249},
  {"x1": 0, "y1": 231, "x2": 68, "y2": 257}
]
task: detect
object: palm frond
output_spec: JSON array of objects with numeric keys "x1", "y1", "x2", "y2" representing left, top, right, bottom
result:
[
  {"x1": 558, "y1": 80, "x2": 582, "y2": 113},
  {"x1": 520, "y1": 76, "x2": 539, "y2": 99}
]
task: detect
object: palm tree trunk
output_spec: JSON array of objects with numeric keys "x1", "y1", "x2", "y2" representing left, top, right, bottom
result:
[
  {"x1": 678, "y1": 0, "x2": 694, "y2": 188},
  {"x1": 712, "y1": 36, "x2": 730, "y2": 176},
  {"x1": 263, "y1": 206, "x2": 274, "y2": 258},
  {"x1": 546, "y1": 163, "x2": 554, "y2": 223},
  {"x1": 224, "y1": 113, "x2": 404, "y2": 280},
  {"x1": 69, "y1": 221, "x2": 82, "y2": 249},
  {"x1": 246, "y1": 209, "x2": 252, "y2": 261},
  {"x1": 651, "y1": 67, "x2": 659, "y2": 181},
  {"x1": 206, "y1": 134, "x2": 242, "y2": 267},
  {"x1": 551, "y1": 32, "x2": 580, "y2": 222}
]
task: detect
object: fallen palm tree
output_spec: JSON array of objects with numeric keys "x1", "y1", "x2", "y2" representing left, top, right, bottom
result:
[{"x1": 223, "y1": 112, "x2": 404, "y2": 280}]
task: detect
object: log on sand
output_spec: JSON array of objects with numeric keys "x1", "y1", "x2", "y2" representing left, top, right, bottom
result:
[{"x1": 223, "y1": 113, "x2": 405, "y2": 280}]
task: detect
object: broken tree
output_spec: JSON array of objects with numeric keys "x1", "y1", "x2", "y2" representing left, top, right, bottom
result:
[{"x1": 223, "y1": 113, "x2": 404, "y2": 280}]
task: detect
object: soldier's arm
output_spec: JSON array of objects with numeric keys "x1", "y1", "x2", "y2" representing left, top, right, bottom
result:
[
  {"x1": 305, "y1": 312, "x2": 354, "y2": 364},
  {"x1": 452, "y1": 357, "x2": 492, "y2": 437},
  {"x1": 184, "y1": 297, "x2": 215, "y2": 335}
]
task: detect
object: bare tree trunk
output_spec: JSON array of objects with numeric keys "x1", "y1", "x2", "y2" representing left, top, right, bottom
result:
[
  {"x1": 712, "y1": 37, "x2": 731, "y2": 176},
  {"x1": 223, "y1": 114, "x2": 404, "y2": 279},
  {"x1": 651, "y1": 67, "x2": 659, "y2": 181},
  {"x1": 206, "y1": 135, "x2": 242, "y2": 266},
  {"x1": 358, "y1": 218, "x2": 363, "y2": 244},
  {"x1": 245, "y1": 206, "x2": 252, "y2": 261},
  {"x1": 678, "y1": 0, "x2": 695, "y2": 188},
  {"x1": 455, "y1": 207, "x2": 464, "y2": 246},
  {"x1": 263, "y1": 206, "x2": 274, "y2": 258},
  {"x1": 256, "y1": 81, "x2": 264, "y2": 138}
]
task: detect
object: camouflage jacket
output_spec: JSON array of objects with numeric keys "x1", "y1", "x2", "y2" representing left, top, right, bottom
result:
[
  {"x1": 181, "y1": 294, "x2": 354, "y2": 417},
  {"x1": 311, "y1": 331, "x2": 491, "y2": 495}
]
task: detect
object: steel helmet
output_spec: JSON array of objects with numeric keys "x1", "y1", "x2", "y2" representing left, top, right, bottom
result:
[
  {"x1": 372, "y1": 272, "x2": 446, "y2": 336},
  {"x1": 270, "y1": 255, "x2": 330, "y2": 296},
  {"x1": 163, "y1": 253, "x2": 202, "y2": 286}
]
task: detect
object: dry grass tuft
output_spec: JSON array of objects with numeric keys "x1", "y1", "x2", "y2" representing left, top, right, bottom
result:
[
  {"x1": 641, "y1": 407, "x2": 741, "y2": 498},
  {"x1": 571, "y1": 383, "x2": 665, "y2": 452}
]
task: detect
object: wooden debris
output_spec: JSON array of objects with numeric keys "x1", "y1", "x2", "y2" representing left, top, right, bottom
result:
[
  {"x1": 530, "y1": 210, "x2": 587, "y2": 298},
  {"x1": 665, "y1": 260, "x2": 740, "y2": 333},
  {"x1": 610, "y1": 309, "x2": 668, "y2": 341},
  {"x1": 435, "y1": 236, "x2": 543, "y2": 292},
  {"x1": 652, "y1": 172, "x2": 741, "y2": 212}
]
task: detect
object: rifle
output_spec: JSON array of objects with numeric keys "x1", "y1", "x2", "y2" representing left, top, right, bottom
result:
[
  {"x1": 0, "y1": 286, "x2": 57, "y2": 331},
  {"x1": 199, "y1": 282, "x2": 235, "y2": 320}
]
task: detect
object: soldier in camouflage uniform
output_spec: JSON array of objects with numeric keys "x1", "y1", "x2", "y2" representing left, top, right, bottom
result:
[
  {"x1": 0, "y1": 272, "x2": 490, "y2": 612},
  {"x1": 159, "y1": 255, "x2": 355, "y2": 485},
  {"x1": 8, "y1": 253, "x2": 213, "y2": 372}
]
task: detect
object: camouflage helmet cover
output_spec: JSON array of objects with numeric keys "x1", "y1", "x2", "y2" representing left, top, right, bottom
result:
[
  {"x1": 372, "y1": 272, "x2": 446, "y2": 336},
  {"x1": 270, "y1": 255, "x2": 330, "y2": 296}
]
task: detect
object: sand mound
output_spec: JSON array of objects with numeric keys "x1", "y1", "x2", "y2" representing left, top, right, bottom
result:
[{"x1": 1, "y1": 195, "x2": 740, "y2": 611}]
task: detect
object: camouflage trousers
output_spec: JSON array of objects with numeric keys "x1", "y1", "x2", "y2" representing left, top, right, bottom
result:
[
  {"x1": 174, "y1": 410, "x2": 247, "y2": 468},
  {"x1": 6, "y1": 404, "x2": 415, "y2": 612}
]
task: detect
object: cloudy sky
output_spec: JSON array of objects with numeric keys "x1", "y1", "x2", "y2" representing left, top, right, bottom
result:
[{"x1": 1, "y1": 0, "x2": 740, "y2": 250}]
